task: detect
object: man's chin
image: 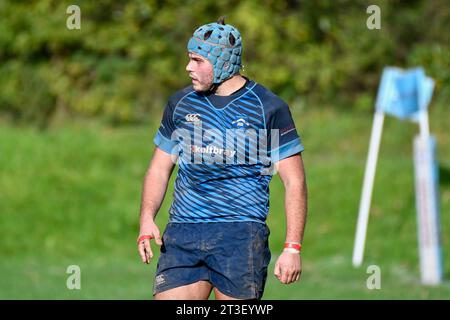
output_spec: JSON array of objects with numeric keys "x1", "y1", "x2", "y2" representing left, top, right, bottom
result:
[{"x1": 192, "y1": 83, "x2": 210, "y2": 92}]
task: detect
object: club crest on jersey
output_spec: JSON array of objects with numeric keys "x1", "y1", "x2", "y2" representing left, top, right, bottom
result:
[
  {"x1": 231, "y1": 115, "x2": 250, "y2": 128},
  {"x1": 185, "y1": 113, "x2": 201, "y2": 126}
]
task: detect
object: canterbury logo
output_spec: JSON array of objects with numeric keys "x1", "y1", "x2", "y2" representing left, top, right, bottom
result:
[
  {"x1": 185, "y1": 114, "x2": 201, "y2": 123},
  {"x1": 155, "y1": 274, "x2": 165, "y2": 286}
]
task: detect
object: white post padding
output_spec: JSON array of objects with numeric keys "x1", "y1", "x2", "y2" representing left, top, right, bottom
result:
[
  {"x1": 352, "y1": 111, "x2": 385, "y2": 267},
  {"x1": 414, "y1": 122, "x2": 442, "y2": 285}
]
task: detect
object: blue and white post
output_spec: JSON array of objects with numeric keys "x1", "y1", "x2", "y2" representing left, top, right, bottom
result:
[
  {"x1": 412, "y1": 78, "x2": 443, "y2": 285},
  {"x1": 352, "y1": 67, "x2": 443, "y2": 285}
]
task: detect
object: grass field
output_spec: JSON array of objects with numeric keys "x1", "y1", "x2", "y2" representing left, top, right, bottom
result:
[{"x1": 1, "y1": 104, "x2": 449, "y2": 299}]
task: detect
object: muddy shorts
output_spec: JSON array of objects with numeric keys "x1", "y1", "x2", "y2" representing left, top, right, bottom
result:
[{"x1": 153, "y1": 221, "x2": 271, "y2": 299}]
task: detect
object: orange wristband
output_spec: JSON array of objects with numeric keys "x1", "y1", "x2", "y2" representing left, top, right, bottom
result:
[
  {"x1": 284, "y1": 242, "x2": 302, "y2": 251},
  {"x1": 137, "y1": 235, "x2": 153, "y2": 244}
]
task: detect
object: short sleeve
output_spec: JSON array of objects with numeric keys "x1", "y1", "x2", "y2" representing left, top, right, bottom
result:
[
  {"x1": 268, "y1": 102, "x2": 304, "y2": 162},
  {"x1": 153, "y1": 101, "x2": 179, "y2": 155}
]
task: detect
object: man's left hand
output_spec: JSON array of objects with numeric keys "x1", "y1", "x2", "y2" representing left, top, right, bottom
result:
[{"x1": 274, "y1": 251, "x2": 302, "y2": 284}]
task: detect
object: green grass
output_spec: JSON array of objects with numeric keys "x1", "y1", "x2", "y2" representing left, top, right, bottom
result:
[{"x1": 1, "y1": 104, "x2": 449, "y2": 299}]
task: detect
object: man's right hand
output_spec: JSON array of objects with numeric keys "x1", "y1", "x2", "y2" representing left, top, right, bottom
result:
[{"x1": 137, "y1": 222, "x2": 163, "y2": 264}]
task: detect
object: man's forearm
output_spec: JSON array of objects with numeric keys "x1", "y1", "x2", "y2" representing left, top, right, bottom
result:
[
  {"x1": 284, "y1": 178, "x2": 307, "y2": 243},
  {"x1": 139, "y1": 167, "x2": 171, "y2": 228}
]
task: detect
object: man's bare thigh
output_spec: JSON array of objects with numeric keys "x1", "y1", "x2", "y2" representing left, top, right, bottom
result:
[
  {"x1": 213, "y1": 287, "x2": 241, "y2": 300},
  {"x1": 154, "y1": 280, "x2": 213, "y2": 300}
]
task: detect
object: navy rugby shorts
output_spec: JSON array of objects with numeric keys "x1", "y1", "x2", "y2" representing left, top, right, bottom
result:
[{"x1": 153, "y1": 221, "x2": 271, "y2": 299}]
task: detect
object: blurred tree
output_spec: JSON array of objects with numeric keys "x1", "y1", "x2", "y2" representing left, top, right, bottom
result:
[{"x1": 0, "y1": 0, "x2": 448, "y2": 125}]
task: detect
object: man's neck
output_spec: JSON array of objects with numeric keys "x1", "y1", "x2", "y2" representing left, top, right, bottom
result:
[{"x1": 214, "y1": 75, "x2": 247, "y2": 96}]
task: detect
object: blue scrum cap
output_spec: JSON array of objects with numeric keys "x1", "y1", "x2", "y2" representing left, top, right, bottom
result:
[{"x1": 187, "y1": 17, "x2": 242, "y2": 84}]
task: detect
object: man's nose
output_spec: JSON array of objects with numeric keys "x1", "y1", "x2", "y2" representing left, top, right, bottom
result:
[{"x1": 186, "y1": 61, "x2": 193, "y2": 72}]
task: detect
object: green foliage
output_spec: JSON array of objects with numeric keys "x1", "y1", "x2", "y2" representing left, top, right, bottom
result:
[{"x1": 0, "y1": 0, "x2": 449, "y2": 125}]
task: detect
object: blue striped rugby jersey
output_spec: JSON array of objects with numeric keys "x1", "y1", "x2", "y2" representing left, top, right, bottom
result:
[{"x1": 153, "y1": 78, "x2": 304, "y2": 223}]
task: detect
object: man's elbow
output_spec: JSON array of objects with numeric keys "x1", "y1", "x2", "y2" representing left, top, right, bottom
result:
[
  {"x1": 283, "y1": 175, "x2": 305, "y2": 191},
  {"x1": 147, "y1": 164, "x2": 173, "y2": 183}
]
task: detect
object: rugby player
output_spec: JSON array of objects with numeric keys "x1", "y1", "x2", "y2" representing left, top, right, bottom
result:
[{"x1": 138, "y1": 17, "x2": 308, "y2": 300}]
